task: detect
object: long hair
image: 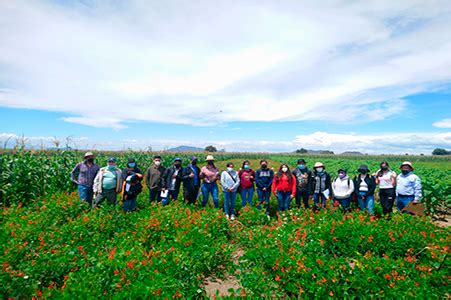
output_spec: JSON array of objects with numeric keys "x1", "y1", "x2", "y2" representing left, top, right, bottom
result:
[{"x1": 275, "y1": 164, "x2": 293, "y2": 183}]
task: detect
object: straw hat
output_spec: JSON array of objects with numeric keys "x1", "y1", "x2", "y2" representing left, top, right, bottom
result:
[
  {"x1": 400, "y1": 161, "x2": 414, "y2": 170},
  {"x1": 84, "y1": 151, "x2": 94, "y2": 158},
  {"x1": 206, "y1": 155, "x2": 215, "y2": 161},
  {"x1": 314, "y1": 162, "x2": 325, "y2": 168}
]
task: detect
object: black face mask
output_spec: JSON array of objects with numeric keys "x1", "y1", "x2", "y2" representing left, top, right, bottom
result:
[
  {"x1": 86, "y1": 158, "x2": 94, "y2": 163},
  {"x1": 381, "y1": 166, "x2": 388, "y2": 171},
  {"x1": 191, "y1": 161, "x2": 197, "y2": 165},
  {"x1": 174, "y1": 163, "x2": 181, "y2": 169},
  {"x1": 207, "y1": 161, "x2": 214, "y2": 165},
  {"x1": 261, "y1": 164, "x2": 267, "y2": 169},
  {"x1": 401, "y1": 170, "x2": 410, "y2": 175}
]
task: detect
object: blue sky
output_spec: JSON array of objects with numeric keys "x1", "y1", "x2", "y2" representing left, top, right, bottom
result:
[{"x1": 1, "y1": 0, "x2": 451, "y2": 154}]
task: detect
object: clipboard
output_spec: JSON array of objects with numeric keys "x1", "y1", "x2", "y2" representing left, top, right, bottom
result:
[
  {"x1": 160, "y1": 190, "x2": 169, "y2": 198},
  {"x1": 401, "y1": 202, "x2": 425, "y2": 216}
]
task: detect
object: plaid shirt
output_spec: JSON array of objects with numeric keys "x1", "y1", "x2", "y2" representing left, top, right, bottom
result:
[{"x1": 71, "y1": 161, "x2": 100, "y2": 187}]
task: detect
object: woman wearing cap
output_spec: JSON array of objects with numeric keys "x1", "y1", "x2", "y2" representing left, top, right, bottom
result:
[
  {"x1": 354, "y1": 165, "x2": 376, "y2": 215},
  {"x1": 221, "y1": 162, "x2": 240, "y2": 220},
  {"x1": 271, "y1": 164, "x2": 296, "y2": 212},
  {"x1": 332, "y1": 169, "x2": 354, "y2": 213},
  {"x1": 93, "y1": 157, "x2": 123, "y2": 208},
  {"x1": 375, "y1": 161, "x2": 397, "y2": 215},
  {"x1": 396, "y1": 162, "x2": 422, "y2": 211},
  {"x1": 161, "y1": 158, "x2": 183, "y2": 206},
  {"x1": 121, "y1": 158, "x2": 143, "y2": 212},
  {"x1": 310, "y1": 162, "x2": 332, "y2": 211},
  {"x1": 238, "y1": 160, "x2": 256, "y2": 208},
  {"x1": 200, "y1": 155, "x2": 220, "y2": 208},
  {"x1": 71, "y1": 152, "x2": 100, "y2": 207}
]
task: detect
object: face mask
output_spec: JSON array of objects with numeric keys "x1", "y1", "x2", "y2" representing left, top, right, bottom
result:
[
  {"x1": 244, "y1": 165, "x2": 250, "y2": 169},
  {"x1": 128, "y1": 163, "x2": 136, "y2": 168},
  {"x1": 261, "y1": 164, "x2": 267, "y2": 169},
  {"x1": 381, "y1": 166, "x2": 388, "y2": 171},
  {"x1": 174, "y1": 163, "x2": 181, "y2": 168},
  {"x1": 298, "y1": 164, "x2": 305, "y2": 169},
  {"x1": 316, "y1": 168, "x2": 324, "y2": 173},
  {"x1": 207, "y1": 161, "x2": 214, "y2": 165},
  {"x1": 281, "y1": 167, "x2": 288, "y2": 173},
  {"x1": 154, "y1": 161, "x2": 161, "y2": 166},
  {"x1": 339, "y1": 172, "x2": 346, "y2": 179},
  {"x1": 227, "y1": 167, "x2": 233, "y2": 172},
  {"x1": 107, "y1": 165, "x2": 115, "y2": 170},
  {"x1": 359, "y1": 170, "x2": 367, "y2": 175},
  {"x1": 87, "y1": 158, "x2": 94, "y2": 163},
  {"x1": 401, "y1": 170, "x2": 410, "y2": 175}
]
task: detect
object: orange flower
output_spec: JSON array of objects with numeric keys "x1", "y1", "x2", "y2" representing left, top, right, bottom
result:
[
  {"x1": 275, "y1": 275, "x2": 281, "y2": 281},
  {"x1": 329, "y1": 291, "x2": 334, "y2": 296}
]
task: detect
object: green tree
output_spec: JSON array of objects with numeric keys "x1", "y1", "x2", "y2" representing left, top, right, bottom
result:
[
  {"x1": 432, "y1": 148, "x2": 451, "y2": 155},
  {"x1": 204, "y1": 145, "x2": 217, "y2": 152}
]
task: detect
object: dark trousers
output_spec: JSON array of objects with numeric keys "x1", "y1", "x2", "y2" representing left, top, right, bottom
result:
[
  {"x1": 184, "y1": 186, "x2": 200, "y2": 204},
  {"x1": 149, "y1": 187, "x2": 162, "y2": 203},
  {"x1": 379, "y1": 188, "x2": 395, "y2": 215},
  {"x1": 94, "y1": 188, "x2": 117, "y2": 206},
  {"x1": 295, "y1": 189, "x2": 310, "y2": 209}
]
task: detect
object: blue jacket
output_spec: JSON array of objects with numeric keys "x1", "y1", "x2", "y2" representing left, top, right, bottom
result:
[{"x1": 255, "y1": 168, "x2": 274, "y2": 189}]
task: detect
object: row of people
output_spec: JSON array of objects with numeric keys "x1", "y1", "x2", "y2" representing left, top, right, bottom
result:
[{"x1": 71, "y1": 153, "x2": 422, "y2": 216}]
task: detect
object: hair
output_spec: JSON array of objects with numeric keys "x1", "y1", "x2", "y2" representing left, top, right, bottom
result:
[
  {"x1": 242, "y1": 160, "x2": 250, "y2": 168},
  {"x1": 207, "y1": 161, "x2": 217, "y2": 169},
  {"x1": 275, "y1": 164, "x2": 293, "y2": 183},
  {"x1": 226, "y1": 162, "x2": 234, "y2": 168},
  {"x1": 297, "y1": 159, "x2": 306, "y2": 164},
  {"x1": 380, "y1": 161, "x2": 389, "y2": 168},
  {"x1": 260, "y1": 159, "x2": 267, "y2": 164},
  {"x1": 153, "y1": 155, "x2": 162, "y2": 160}
]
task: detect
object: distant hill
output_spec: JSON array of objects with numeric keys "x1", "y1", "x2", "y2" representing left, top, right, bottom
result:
[
  {"x1": 341, "y1": 151, "x2": 365, "y2": 155},
  {"x1": 167, "y1": 145, "x2": 204, "y2": 152}
]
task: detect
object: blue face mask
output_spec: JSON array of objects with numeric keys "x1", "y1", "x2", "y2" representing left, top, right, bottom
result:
[
  {"x1": 298, "y1": 164, "x2": 305, "y2": 169},
  {"x1": 107, "y1": 165, "x2": 115, "y2": 170},
  {"x1": 244, "y1": 165, "x2": 250, "y2": 169},
  {"x1": 128, "y1": 163, "x2": 136, "y2": 168}
]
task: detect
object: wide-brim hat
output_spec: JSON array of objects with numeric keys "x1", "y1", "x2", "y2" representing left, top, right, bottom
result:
[
  {"x1": 84, "y1": 151, "x2": 94, "y2": 158},
  {"x1": 206, "y1": 155, "x2": 215, "y2": 161},
  {"x1": 314, "y1": 162, "x2": 324, "y2": 168},
  {"x1": 400, "y1": 161, "x2": 414, "y2": 170}
]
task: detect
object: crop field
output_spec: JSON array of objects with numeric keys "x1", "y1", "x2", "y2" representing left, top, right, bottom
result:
[{"x1": 1, "y1": 150, "x2": 450, "y2": 298}]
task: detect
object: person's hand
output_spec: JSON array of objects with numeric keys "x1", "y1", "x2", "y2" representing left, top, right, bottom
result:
[
  {"x1": 73, "y1": 180, "x2": 79, "y2": 185},
  {"x1": 412, "y1": 199, "x2": 420, "y2": 204},
  {"x1": 189, "y1": 173, "x2": 194, "y2": 178},
  {"x1": 172, "y1": 174, "x2": 177, "y2": 178},
  {"x1": 262, "y1": 187, "x2": 267, "y2": 191},
  {"x1": 290, "y1": 194, "x2": 295, "y2": 199},
  {"x1": 361, "y1": 196, "x2": 366, "y2": 200},
  {"x1": 228, "y1": 188, "x2": 233, "y2": 192},
  {"x1": 250, "y1": 176, "x2": 254, "y2": 180}
]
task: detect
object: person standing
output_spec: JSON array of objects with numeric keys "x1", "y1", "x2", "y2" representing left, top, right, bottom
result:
[
  {"x1": 271, "y1": 164, "x2": 296, "y2": 212},
  {"x1": 255, "y1": 160, "x2": 274, "y2": 214},
  {"x1": 292, "y1": 159, "x2": 312, "y2": 209},
  {"x1": 93, "y1": 157, "x2": 123, "y2": 207},
  {"x1": 71, "y1": 152, "x2": 100, "y2": 207},
  {"x1": 182, "y1": 156, "x2": 201, "y2": 205},
  {"x1": 332, "y1": 169, "x2": 355, "y2": 213},
  {"x1": 221, "y1": 162, "x2": 240, "y2": 220},
  {"x1": 200, "y1": 155, "x2": 220, "y2": 208},
  {"x1": 121, "y1": 158, "x2": 143, "y2": 212},
  {"x1": 396, "y1": 161, "x2": 422, "y2": 211},
  {"x1": 161, "y1": 158, "x2": 183, "y2": 206},
  {"x1": 354, "y1": 165, "x2": 376, "y2": 215},
  {"x1": 238, "y1": 160, "x2": 256, "y2": 208},
  {"x1": 375, "y1": 161, "x2": 397, "y2": 215},
  {"x1": 310, "y1": 162, "x2": 332, "y2": 211},
  {"x1": 145, "y1": 155, "x2": 166, "y2": 203}
]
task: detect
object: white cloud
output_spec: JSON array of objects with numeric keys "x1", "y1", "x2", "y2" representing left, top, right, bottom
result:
[
  {"x1": 433, "y1": 118, "x2": 451, "y2": 128},
  {"x1": 0, "y1": 1, "x2": 451, "y2": 128}
]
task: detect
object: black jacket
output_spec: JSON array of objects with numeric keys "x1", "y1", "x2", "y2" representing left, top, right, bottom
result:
[
  {"x1": 353, "y1": 175, "x2": 376, "y2": 197},
  {"x1": 310, "y1": 172, "x2": 332, "y2": 195},
  {"x1": 182, "y1": 165, "x2": 201, "y2": 190},
  {"x1": 161, "y1": 166, "x2": 183, "y2": 190},
  {"x1": 292, "y1": 168, "x2": 313, "y2": 192}
]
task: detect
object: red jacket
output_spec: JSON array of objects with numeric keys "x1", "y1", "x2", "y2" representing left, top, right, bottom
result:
[
  {"x1": 272, "y1": 173, "x2": 296, "y2": 196},
  {"x1": 239, "y1": 169, "x2": 255, "y2": 189}
]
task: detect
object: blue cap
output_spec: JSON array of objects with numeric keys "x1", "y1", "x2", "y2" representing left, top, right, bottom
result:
[
  {"x1": 108, "y1": 157, "x2": 116, "y2": 163},
  {"x1": 173, "y1": 157, "x2": 182, "y2": 162}
]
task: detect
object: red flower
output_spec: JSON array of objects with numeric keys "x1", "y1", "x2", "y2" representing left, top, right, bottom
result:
[{"x1": 275, "y1": 275, "x2": 281, "y2": 281}]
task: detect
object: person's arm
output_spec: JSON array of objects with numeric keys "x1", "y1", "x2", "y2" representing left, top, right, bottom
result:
[
  {"x1": 347, "y1": 180, "x2": 355, "y2": 197},
  {"x1": 161, "y1": 169, "x2": 169, "y2": 189},
  {"x1": 271, "y1": 176, "x2": 277, "y2": 195},
  {"x1": 145, "y1": 168, "x2": 151, "y2": 188},
  {"x1": 93, "y1": 171, "x2": 102, "y2": 194},
  {"x1": 267, "y1": 170, "x2": 274, "y2": 189},
  {"x1": 291, "y1": 175, "x2": 296, "y2": 197},
  {"x1": 367, "y1": 176, "x2": 376, "y2": 196},
  {"x1": 391, "y1": 172, "x2": 397, "y2": 187},
  {"x1": 413, "y1": 175, "x2": 422, "y2": 202},
  {"x1": 220, "y1": 172, "x2": 228, "y2": 190},
  {"x1": 181, "y1": 167, "x2": 190, "y2": 180},
  {"x1": 232, "y1": 174, "x2": 240, "y2": 191},
  {"x1": 255, "y1": 170, "x2": 263, "y2": 189},
  {"x1": 70, "y1": 163, "x2": 80, "y2": 183},
  {"x1": 116, "y1": 170, "x2": 123, "y2": 193}
]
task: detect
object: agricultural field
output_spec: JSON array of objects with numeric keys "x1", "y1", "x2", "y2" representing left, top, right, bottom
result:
[{"x1": 1, "y1": 150, "x2": 450, "y2": 298}]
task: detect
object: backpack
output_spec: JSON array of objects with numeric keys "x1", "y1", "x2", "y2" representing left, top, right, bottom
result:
[{"x1": 124, "y1": 175, "x2": 143, "y2": 197}]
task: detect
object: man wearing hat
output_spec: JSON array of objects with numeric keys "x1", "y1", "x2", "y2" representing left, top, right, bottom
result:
[
  {"x1": 182, "y1": 156, "x2": 201, "y2": 205},
  {"x1": 161, "y1": 157, "x2": 183, "y2": 206},
  {"x1": 93, "y1": 157, "x2": 123, "y2": 207},
  {"x1": 145, "y1": 155, "x2": 166, "y2": 203},
  {"x1": 71, "y1": 151, "x2": 100, "y2": 206},
  {"x1": 396, "y1": 162, "x2": 422, "y2": 211}
]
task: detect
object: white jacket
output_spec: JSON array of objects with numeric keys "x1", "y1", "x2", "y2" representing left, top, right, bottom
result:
[
  {"x1": 332, "y1": 177, "x2": 354, "y2": 199},
  {"x1": 93, "y1": 166, "x2": 123, "y2": 194}
]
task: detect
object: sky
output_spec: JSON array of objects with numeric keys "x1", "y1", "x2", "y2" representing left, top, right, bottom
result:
[{"x1": 0, "y1": 0, "x2": 450, "y2": 154}]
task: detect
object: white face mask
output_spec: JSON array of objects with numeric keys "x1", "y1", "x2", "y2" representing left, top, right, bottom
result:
[
  {"x1": 282, "y1": 167, "x2": 288, "y2": 173},
  {"x1": 154, "y1": 161, "x2": 161, "y2": 166},
  {"x1": 316, "y1": 167, "x2": 324, "y2": 173},
  {"x1": 227, "y1": 167, "x2": 233, "y2": 172}
]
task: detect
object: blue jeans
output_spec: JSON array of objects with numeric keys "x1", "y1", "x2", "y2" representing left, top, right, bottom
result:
[
  {"x1": 78, "y1": 184, "x2": 94, "y2": 206},
  {"x1": 337, "y1": 196, "x2": 352, "y2": 213},
  {"x1": 223, "y1": 191, "x2": 237, "y2": 216},
  {"x1": 257, "y1": 188, "x2": 271, "y2": 214},
  {"x1": 123, "y1": 196, "x2": 137, "y2": 212},
  {"x1": 358, "y1": 192, "x2": 374, "y2": 215},
  {"x1": 313, "y1": 192, "x2": 327, "y2": 210},
  {"x1": 277, "y1": 191, "x2": 291, "y2": 211},
  {"x1": 201, "y1": 182, "x2": 219, "y2": 208},
  {"x1": 162, "y1": 190, "x2": 179, "y2": 206},
  {"x1": 397, "y1": 194, "x2": 414, "y2": 211},
  {"x1": 240, "y1": 187, "x2": 254, "y2": 207}
]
